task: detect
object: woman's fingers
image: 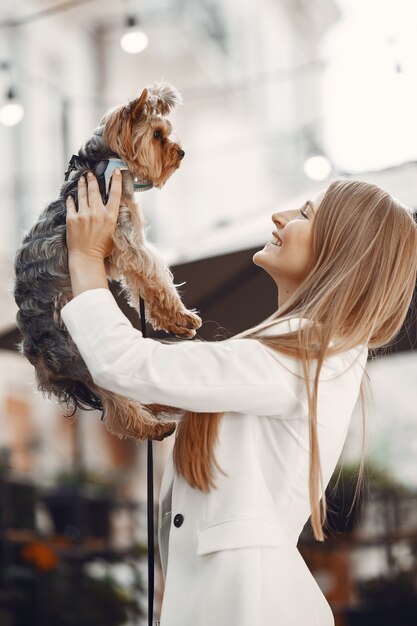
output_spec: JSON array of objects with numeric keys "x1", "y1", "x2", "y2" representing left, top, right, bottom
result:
[
  {"x1": 75, "y1": 169, "x2": 121, "y2": 217},
  {"x1": 86, "y1": 171, "x2": 102, "y2": 209},
  {"x1": 77, "y1": 175, "x2": 89, "y2": 211},
  {"x1": 65, "y1": 195, "x2": 78, "y2": 252},
  {"x1": 107, "y1": 168, "x2": 122, "y2": 216},
  {"x1": 66, "y1": 169, "x2": 121, "y2": 259},
  {"x1": 66, "y1": 194, "x2": 76, "y2": 217}
]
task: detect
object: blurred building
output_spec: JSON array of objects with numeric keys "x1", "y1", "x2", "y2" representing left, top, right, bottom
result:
[
  {"x1": 0, "y1": 1, "x2": 416, "y2": 624},
  {"x1": 0, "y1": 0, "x2": 341, "y2": 504}
]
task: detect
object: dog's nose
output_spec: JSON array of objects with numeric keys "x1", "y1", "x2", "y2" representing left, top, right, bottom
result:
[{"x1": 178, "y1": 149, "x2": 185, "y2": 159}]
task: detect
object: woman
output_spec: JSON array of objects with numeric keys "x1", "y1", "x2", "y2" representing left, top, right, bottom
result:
[{"x1": 61, "y1": 170, "x2": 417, "y2": 626}]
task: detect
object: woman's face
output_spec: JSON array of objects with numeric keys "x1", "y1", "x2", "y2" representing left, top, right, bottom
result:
[{"x1": 253, "y1": 188, "x2": 326, "y2": 304}]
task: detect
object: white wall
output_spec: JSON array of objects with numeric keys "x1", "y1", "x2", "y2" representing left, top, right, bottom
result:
[
  {"x1": 0, "y1": 0, "x2": 338, "y2": 506},
  {"x1": 0, "y1": 0, "x2": 341, "y2": 515},
  {"x1": 96, "y1": 0, "x2": 339, "y2": 261}
]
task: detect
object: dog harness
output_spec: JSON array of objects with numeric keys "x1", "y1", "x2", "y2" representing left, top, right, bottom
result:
[
  {"x1": 103, "y1": 158, "x2": 154, "y2": 194},
  {"x1": 64, "y1": 154, "x2": 154, "y2": 203}
]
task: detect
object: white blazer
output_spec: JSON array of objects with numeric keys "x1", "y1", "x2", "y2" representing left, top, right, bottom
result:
[{"x1": 61, "y1": 288, "x2": 368, "y2": 624}]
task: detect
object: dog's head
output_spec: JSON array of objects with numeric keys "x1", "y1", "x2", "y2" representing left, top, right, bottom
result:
[{"x1": 100, "y1": 82, "x2": 184, "y2": 188}]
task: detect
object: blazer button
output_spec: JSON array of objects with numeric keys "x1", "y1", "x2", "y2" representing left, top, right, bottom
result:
[{"x1": 173, "y1": 513, "x2": 184, "y2": 527}]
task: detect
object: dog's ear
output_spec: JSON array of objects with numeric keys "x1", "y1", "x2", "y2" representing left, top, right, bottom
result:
[
  {"x1": 146, "y1": 82, "x2": 182, "y2": 115},
  {"x1": 125, "y1": 88, "x2": 149, "y2": 121}
]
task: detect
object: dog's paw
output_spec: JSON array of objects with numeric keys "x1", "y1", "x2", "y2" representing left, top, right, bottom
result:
[
  {"x1": 176, "y1": 309, "x2": 202, "y2": 330},
  {"x1": 148, "y1": 308, "x2": 202, "y2": 337},
  {"x1": 165, "y1": 309, "x2": 202, "y2": 338},
  {"x1": 168, "y1": 325, "x2": 197, "y2": 339},
  {"x1": 149, "y1": 421, "x2": 177, "y2": 441}
]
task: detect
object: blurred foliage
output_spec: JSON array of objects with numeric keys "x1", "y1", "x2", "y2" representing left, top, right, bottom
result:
[
  {"x1": 329, "y1": 459, "x2": 413, "y2": 494},
  {"x1": 0, "y1": 560, "x2": 145, "y2": 626},
  {"x1": 53, "y1": 469, "x2": 116, "y2": 494},
  {"x1": 357, "y1": 566, "x2": 417, "y2": 608}
]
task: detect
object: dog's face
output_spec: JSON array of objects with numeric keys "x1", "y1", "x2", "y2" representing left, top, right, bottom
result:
[{"x1": 101, "y1": 82, "x2": 184, "y2": 188}]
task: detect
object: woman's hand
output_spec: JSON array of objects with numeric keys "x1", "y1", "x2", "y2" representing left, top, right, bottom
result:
[
  {"x1": 66, "y1": 169, "x2": 123, "y2": 261},
  {"x1": 65, "y1": 170, "x2": 123, "y2": 298}
]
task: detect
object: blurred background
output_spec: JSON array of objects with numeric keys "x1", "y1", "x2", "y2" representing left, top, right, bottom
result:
[{"x1": 0, "y1": 0, "x2": 416, "y2": 625}]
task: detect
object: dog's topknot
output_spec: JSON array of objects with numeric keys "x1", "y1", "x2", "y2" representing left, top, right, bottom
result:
[
  {"x1": 146, "y1": 81, "x2": 183, "y2": 115},
  {"x1": 118, "y1": 82, "x2": 182, "y2": 123}
]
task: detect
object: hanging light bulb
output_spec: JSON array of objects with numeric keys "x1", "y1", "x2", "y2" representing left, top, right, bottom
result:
[
  {"x1": 303, "y1": 154, "x2": 332, "y2": 181},
  {"x1": 0, "y1": 86, "x2": 24, "y2": 127},
  {"x1": 120, "y1": 15, "x2": 149, "y2": 54}
]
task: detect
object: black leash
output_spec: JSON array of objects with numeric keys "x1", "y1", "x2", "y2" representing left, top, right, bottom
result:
[
  {"x1": 64, "y1": 155, "x2": 157, "y2": 624},
  {"x1": 147, "y1": 435, "x2": 156, "y2": 626},
  {"x1": 139, "y1": 296, "x2": 156, "y2": 626}
]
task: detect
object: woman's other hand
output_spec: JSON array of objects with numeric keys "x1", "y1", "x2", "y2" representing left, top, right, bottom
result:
[{"x1": 66, "y1": 169, "x2": 122, "y2": 261}]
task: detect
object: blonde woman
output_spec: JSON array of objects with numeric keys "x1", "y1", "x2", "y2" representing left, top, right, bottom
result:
[{"x1": 61, "y1": 170, "x2": 417, "y2": 626}]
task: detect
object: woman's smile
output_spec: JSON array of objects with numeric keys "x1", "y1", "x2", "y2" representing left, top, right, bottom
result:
[
  {"x1": 253, "y1": 188, "x2": 326, "y2": 307},
  {"x1": 270, "y1": 232, "x2": 283, "y2": 246}
]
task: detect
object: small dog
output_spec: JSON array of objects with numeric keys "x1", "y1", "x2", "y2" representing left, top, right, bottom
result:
[{"x1": 13, "y1": 82, "x2": 201, "y2": 442}]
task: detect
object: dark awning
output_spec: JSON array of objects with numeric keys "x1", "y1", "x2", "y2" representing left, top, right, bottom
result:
[{"x1": 1, "y1": 246, "x2": 414, "y2": 356}]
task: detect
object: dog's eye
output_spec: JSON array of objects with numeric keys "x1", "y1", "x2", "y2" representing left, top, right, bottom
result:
[{"x1": 153, "y1": 130, "x2": 163, "y2": 140}]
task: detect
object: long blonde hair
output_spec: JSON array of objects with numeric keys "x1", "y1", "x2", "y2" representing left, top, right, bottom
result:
[{"x1": 172, "y1": 179, "x2": 417, "y2": 541}]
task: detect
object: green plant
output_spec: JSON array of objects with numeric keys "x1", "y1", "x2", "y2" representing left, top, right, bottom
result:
[
  {"x1": 328, "y1": 459, "x2": 412, "y2": 515},
  {"x1": 323, "y1": 459, "x2": 410, "y2": 537},
  {"x1": 53, "y1": 469, "x2": 115, "y2": 495},
  {"x1": 42, "y1": 471, "x2": 115, "y2": 539},
  {"x1": 46, "y1": 565, "x2": 145, "y2": 625},
  {"x1": 5, "y1": 560, "x2": 145, "y2": 626},
  {"x1": 357, "y1": 566, "x2": 417, "y2": 608}
]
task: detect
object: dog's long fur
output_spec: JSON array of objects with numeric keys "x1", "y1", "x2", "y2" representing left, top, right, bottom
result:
[{"x1": 13, "y1": 82, "x2": 201, "y2": 441}]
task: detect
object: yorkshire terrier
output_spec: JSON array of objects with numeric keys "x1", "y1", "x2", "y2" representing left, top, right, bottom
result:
[{"x1": 13, "y1": 82, "x2": 201, "y2": 442}]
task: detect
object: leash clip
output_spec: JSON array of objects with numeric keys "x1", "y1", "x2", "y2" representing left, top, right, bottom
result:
[{"x1": 64, "y1": 154, "x2": 80, "y2": 181}]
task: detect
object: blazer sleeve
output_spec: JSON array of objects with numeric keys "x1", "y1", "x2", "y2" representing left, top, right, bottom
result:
[{"x1": 60, "y1": 288, "x2": 301, "y2": 416}]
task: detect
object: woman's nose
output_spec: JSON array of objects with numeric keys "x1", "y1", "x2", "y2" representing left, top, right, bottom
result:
[{"x1": 271, "y1": 211, "x2": 286, "y2": 227}]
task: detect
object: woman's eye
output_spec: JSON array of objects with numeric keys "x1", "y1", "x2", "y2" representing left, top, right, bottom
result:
[
  {"x1": 153, "y1": 130, "x2": 162, "y2": 140},
  {"x1": 300, "y1": 209, "x2": 308, "y2": 219}
]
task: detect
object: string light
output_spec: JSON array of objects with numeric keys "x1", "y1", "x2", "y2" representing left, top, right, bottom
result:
[
  {"x1": 303, "y1": 155, "x2": 332, "y2": 181},
  {"x1": 302, "y1": 127, "x2": 332, "y2": 181},
  {"x1": 120, "y1": 15, "x2": 149, "y2": 54},
  {"x1": 0, "y1": 62, "x2": 24, "y2": 127}
]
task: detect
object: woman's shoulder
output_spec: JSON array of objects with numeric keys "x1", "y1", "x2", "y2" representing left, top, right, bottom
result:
[
  {"x1": 255, "y1": 316, "x2": 368, "y2": 376},
  {"x1": 256, "y1": 315, "x2": 311, "y2": 338},
  {"x1": 257, "y1": 316, "x2": 368, "y2": 351}
]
